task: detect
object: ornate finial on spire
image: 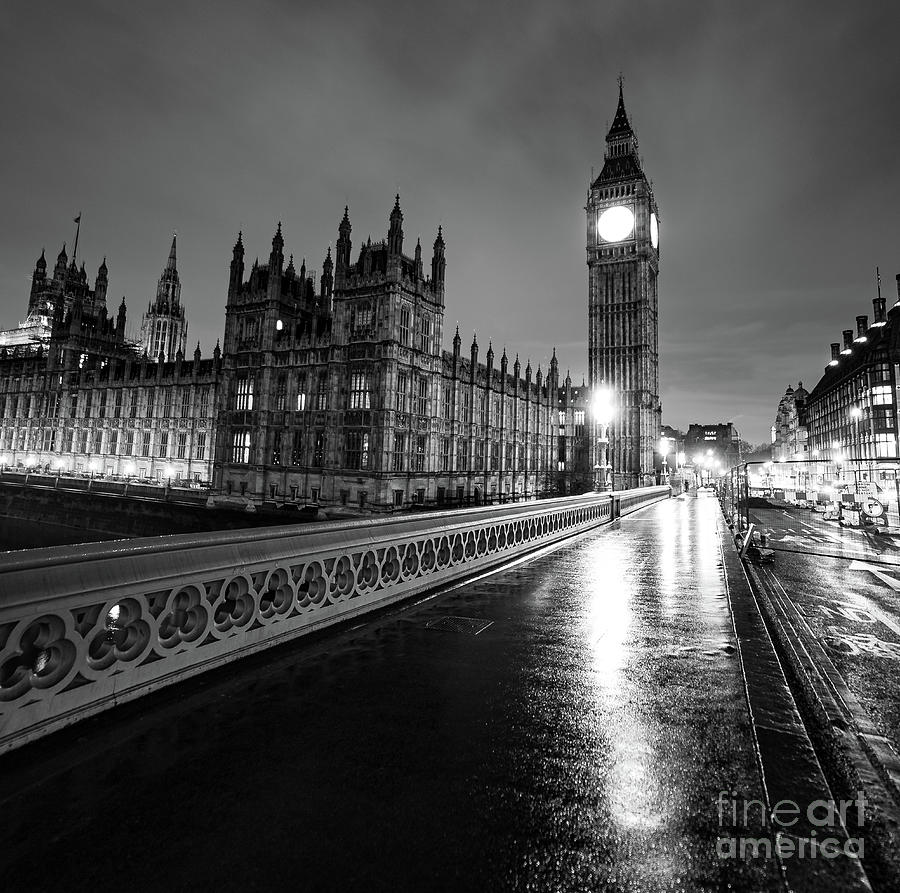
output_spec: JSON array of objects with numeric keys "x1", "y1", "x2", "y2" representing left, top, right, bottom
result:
[{"x1": 166, "y1": 234, "x2": 177, "y2": 272}]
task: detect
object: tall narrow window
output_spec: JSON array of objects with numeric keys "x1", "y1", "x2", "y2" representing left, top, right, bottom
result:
[
  {"x1": 313, "y1": 431, "x2": 326, "y2": 465},
  {"x1": 416, "y1": 377, "x2": 428, "y2": 417},
  {"x1": 194, "y1": 432, "x2": 207, "y2": 460},
  {"x1": 316, "y1": 373, "x2": 328, "y2": 411},
  {"x1": 397, "y1": 371, "x2": 408, "y2": 411},
  {"x1": 181, "y1": 389, "x2": 191, "y2": 419},
  {"x1": 235, "y1": 376, "x2": 253, "y2": 411},
  {"x1": 399, "y1": 306, "x2": 411, "y2": 346},
  {"x1": 393, "y1": 433, "x2": 406, "y2": 472},
  {"x1": 442, "y1": 384, "x2": 451, "y2": 419},
  {"x1": 345, "y1": 431, "x2": 370, "y2": 470},
  {"x1": 231, "y1": 431, "x2": 251, "y2": 463},
  {"x1": 350, "y1": 370, "x2": 371, "y2": 409},
  {"x1": 275, "y1": 375, "x2": 287, "y2": 411},
  {"x1": 418, "y1": 315, "x2": 431, "y2": 353},
  {"x1": 414, "y1": 435, "x2": 426, "y2": 472}
]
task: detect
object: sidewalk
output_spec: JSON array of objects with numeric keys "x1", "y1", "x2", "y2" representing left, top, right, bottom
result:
[{"x1": 0, "y1": 496, "x2": 858, "y2": 891}]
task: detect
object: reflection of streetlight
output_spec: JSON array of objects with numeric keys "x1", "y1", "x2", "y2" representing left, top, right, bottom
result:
[{"x1": 591, "y1": 387, "x2": 615, "y2": 492}]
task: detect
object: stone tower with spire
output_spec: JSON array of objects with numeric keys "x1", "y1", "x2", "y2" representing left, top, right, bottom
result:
[
  {"x1": 140, "y1": 234, "x2": 188, "y2": 361},
  {"x1": 586, "y1": 81, "x2": 661, "y2": 488}
]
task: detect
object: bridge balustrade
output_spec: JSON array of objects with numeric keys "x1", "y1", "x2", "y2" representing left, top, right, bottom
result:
[{"x1": 0, "y1": 486, "x2": 668, "y2": 753}]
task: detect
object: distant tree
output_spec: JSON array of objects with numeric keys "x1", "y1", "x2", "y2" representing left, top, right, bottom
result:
[{"x1": 740, "y1": 441, "x2": 771, "y2": 463}]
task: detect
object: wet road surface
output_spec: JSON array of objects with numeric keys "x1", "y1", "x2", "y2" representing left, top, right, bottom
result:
[
  {"x1": 752, "y1": 548, "x2": 900, "y2": 764},
  {"x1": 1, "y1": 496, "x2": 778, "y2": 892},
  {"x1": 748, "y1": 504, "x2": 900, "y2": 566}
]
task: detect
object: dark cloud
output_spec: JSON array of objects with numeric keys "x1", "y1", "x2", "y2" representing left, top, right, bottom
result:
[{"x1": 1, "y1": 0, "x2": 897, "y2": 442}]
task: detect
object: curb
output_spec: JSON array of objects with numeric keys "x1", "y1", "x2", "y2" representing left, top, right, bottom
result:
[
  {"x1": 740, "y1": 550, "x2": 900, "y2": 890},
  {"x1": 717, "y1": 512, "x2": 872, "y2": 891}
]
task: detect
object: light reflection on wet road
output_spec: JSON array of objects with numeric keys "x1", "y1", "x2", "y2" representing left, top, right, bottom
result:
[{"x1": 1, "y1": 496, "x2": 778, "y2": 891}]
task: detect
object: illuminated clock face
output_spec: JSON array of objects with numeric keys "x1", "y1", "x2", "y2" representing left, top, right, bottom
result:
[
  {"x1": 650, "y1": 212, "x2": 659, "y2": 248},
  {"x1": 597, "y1": 205, "x2": 634, "y2": 242}
]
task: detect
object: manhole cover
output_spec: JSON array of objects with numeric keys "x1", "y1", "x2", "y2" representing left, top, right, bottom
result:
[{"x1": 425, "y1": 615, "x2": 494, "y2": 635}]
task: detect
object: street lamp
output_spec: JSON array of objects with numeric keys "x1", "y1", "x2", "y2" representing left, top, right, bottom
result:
[
  {"x1": 591, "y1": 387, "x2": 615, "y2": 492},
  {"x1": 658, "y1": 436, "x2": 671, "y2": 484}
]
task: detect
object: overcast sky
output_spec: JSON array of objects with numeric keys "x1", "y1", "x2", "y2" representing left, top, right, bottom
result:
[{"x1": 1, "y1": 0, "x2": 898, "y2": 443}]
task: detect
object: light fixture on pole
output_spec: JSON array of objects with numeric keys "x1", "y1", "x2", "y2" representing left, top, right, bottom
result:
[
  {"x1": 658, "y1": 436, "x2": 671, "y2": 484},
  {"x1": 591, "y1": 386, "x2": 615, "y2": 492}
]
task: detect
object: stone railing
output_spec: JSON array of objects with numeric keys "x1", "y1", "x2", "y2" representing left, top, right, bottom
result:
[{"x1": 0, "y1": 486, "x2": 668, "y2": 753}]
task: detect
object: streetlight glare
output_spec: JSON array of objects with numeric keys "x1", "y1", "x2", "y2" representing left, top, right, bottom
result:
[
  {"x1": 658, "y1": 438, "x2": 670, "y2": 457},
  {"x1": 591, "y1": 388, "x2": 615, "y2": 425}
]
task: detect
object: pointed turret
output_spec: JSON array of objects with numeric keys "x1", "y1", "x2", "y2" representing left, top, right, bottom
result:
[
  {"x1": 94, "y1": 256, "x2": 108, "y2": 306},
  {"x1": 320, "y1": 246, "x2": 333, "y2": 299},
  {"x1": 53, "y1": 244, "x2": 68, "y2": 281},
  {"x1": 29, "y1": 249, "x2": 48, "y2": 316},
  {"x1": 336, "y1": 206, "x2": 352, "y2": 282},
  {"x1": 388, "y1": 194, "x2": 403, "y2": 256},
  {"x1": 452, "y1": 324, "x2": 461, "y2": 361},
  {"x1": 269, "y1": 222, "x2": 284, "y2": 269},
  {"x1": 603, "y1": 77, "x2": 639, "y2": 163},
  {"x1": 166, "y1": 233, "x2": 177, "y2": 272},
  {"x1": 414, "y1": 237, "x2": 423, "y2": 279},
  {"x1": 229, "y1": 231, "x2": 244, "y2": 299},
  {"x1": 431, "y1": 225, "x2": 446, "y2": 303}
]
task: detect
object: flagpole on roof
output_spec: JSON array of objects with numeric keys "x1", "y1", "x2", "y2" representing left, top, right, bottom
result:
[{"x1": 72, "y1": 212, "x2": 82, "y2": 263}]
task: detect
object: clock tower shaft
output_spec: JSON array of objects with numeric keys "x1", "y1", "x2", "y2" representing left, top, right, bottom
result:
[{"x1": 586, "y1": 83, "x2": 661, "y2": 489}]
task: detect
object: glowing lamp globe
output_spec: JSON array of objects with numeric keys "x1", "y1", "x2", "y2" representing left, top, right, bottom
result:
[
  {"x1": 591, "y1": 388, "x2": 615, "y2": 425},
  {"x1": 597, "y1": 206, "x2": 635, "y2": 242},
  {"x1": 658, "y1": 438, "x2": 670, "y2": 457}
]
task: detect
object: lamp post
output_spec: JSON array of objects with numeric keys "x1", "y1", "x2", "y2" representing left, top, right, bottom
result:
[
  {"x1": 658, "y1": 437, "x2": 671, "y2": 485},
  {"x1": 591, "y1": 387, "x2": 615, "y2": 492}
]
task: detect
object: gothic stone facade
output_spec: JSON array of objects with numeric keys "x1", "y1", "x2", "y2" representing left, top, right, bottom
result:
[
  {"x1": 0, "y1": 203, "x2": 592, "y2": 508},
  {"x1": 0, "y1": 247, "x2": 219, "y2": 484},
  {"x1": 587, "y1": 84, "x2": 661, "y2": 488},
  {"x1": 214, "y1": 200, "x2": 586, "y2": 509}
]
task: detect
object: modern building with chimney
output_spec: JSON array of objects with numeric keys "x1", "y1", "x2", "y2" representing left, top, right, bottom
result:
[{"x1": 804, "y1": 273, "x2": 900, "y2": 473}]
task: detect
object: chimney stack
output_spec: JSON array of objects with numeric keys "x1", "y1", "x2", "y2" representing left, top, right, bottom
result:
[
  {"x1": 830, "y1": 342, "x2": 840, "y2": 365},
  {"x1": 842, "y1": 330, "x2": 854, "y2": 354},
  {"x1": 874, "y1": 295, "x2": 886, "y2": 325},
  {"x1": 856, "y1": 315, "x2": 869, "y2": 340}
]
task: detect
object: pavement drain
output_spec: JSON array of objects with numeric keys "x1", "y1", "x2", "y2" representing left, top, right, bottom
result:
[{"x1": 424, "y1": 615, "x2": 495, "y2": 635}]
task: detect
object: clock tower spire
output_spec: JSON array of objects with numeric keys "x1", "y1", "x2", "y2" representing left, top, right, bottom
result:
[{"x1": 586, "y1": 82, "x2": 661, "y2": 489}]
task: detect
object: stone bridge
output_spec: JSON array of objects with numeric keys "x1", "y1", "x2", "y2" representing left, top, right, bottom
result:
[{"x1": 0, "y1": 486, "x2": 668, "y2": 753}]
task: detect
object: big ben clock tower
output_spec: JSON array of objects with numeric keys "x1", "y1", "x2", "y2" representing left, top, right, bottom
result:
[{"x1": 587, "y1": 80, "x2": 661, "y2": 489}]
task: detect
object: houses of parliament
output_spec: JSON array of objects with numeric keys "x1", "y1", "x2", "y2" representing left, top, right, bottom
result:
[
  {"x1": 0, "y1": 201, "x2": 592, "y2": 510},
  {"x1": 0, "y1": 85, "x2": 660, "y2": 506}
]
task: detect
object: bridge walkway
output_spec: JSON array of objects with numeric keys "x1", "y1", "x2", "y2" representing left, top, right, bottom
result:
[{"x1": 2, "y1": 496, "x2": 780, "y2": 891}]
